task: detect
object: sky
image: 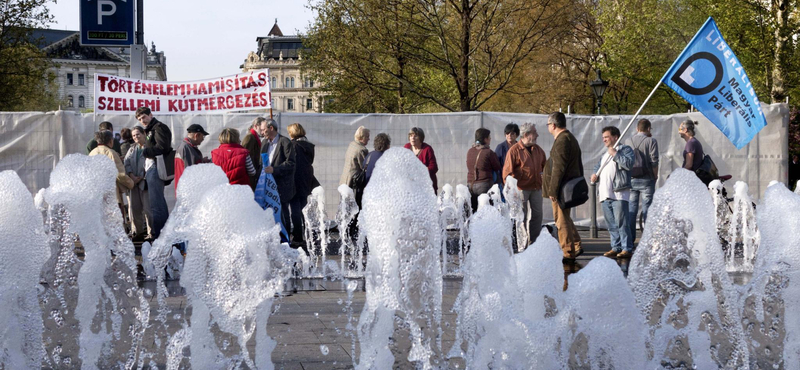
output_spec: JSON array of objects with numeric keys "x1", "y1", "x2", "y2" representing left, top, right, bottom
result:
[{"x1": 47, "y1": 0, "x2": 316, "y2": 81}]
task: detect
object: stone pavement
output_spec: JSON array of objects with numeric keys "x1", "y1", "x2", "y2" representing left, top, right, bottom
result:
[{"x1": 134, "y1": 227, "x2": 635, "y2": 369}]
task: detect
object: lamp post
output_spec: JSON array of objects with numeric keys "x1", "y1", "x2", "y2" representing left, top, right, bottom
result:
[
  {"x1": 588, "y1": 69, "x2": 608, "y2": 238},
  {"x1": 589, "y1": 69, "x2": 609, "y2": 115}
]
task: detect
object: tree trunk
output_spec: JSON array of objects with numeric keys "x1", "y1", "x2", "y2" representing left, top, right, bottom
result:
[
  {"x1": 770, "y1": 0, "x2": 789, "y2": 103},
  {"x1": 458, "y1": 0, "x2": 472, "y2": 111}
]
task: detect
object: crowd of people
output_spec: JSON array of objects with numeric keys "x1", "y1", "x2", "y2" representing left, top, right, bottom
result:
[{"x1": 91, "y1": 107, "x2": 723, "y2": 262}]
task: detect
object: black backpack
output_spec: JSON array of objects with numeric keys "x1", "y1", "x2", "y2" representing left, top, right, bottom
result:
[{"x1": 630, "y1": 136, "x2": 649, "y2": 178}]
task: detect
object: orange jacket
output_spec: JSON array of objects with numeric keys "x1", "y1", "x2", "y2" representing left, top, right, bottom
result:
[{"x1": 502, "y1": 142, "x2": 546, "y2": 191}]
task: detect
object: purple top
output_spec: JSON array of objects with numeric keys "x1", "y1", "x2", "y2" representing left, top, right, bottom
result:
[{"x1": 683, "y1": 137, "x2": 704, "y2": 171}]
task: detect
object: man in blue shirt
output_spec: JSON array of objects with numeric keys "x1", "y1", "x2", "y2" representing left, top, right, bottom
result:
[{"x1": 494, "y1": 123, "x2": 519, "y2": 184}]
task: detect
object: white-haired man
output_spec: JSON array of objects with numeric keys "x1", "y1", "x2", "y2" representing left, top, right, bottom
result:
[{"x1": 502, "y1": 122, "x2": 547, "y2": 248}]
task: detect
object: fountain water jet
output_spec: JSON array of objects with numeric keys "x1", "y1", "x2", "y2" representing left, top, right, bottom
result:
[
  {"x1": 357, "y1": 148, "x2": 443, "y2": 369},
  {"x1": 0, "y1": 171, "x2": 50, "y2": 369},
  {"x1": 42, "y1": 154, "x2": 148, "y2": 369}
]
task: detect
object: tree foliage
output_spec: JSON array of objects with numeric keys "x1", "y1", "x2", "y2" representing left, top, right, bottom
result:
[
  {"x1": 303, "y1": 0, "x2": 571, "y2": 112},
  {"x1": 595, "y1": 0, "x2": 799, "y2": 114},
  {"x1": 304, "y1": 0, "x2": 798, "y2": 114},
  {"x1": 0, "y1": 0, "x2": 60, "y2": 112}
]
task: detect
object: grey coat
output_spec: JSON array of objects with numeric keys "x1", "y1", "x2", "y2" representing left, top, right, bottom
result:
[
  {"x1": 124, "y1": 144, "x2": 148, "y2": 190},
  {"x1": 340, "y1": 140, "x2": 368, "y2": 188}
]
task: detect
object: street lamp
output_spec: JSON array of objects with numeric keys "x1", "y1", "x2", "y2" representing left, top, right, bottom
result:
[
  {"x1": 589, "y1": 69, "x2": 609, "y2": 115},
  {"x1": 588, "y1": 68, "x2": 608, "y2": 238}
]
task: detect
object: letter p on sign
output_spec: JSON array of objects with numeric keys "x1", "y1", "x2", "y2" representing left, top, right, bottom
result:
[{"x1": 97, "y1": 0, "x2": 117, "y2": 25}]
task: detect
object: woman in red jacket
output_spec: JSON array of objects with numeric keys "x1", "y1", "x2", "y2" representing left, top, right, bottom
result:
[
  {"x1": 404, "y1": 127, "x2": 439, "y2": 194},
  {"x1": 211, "y1": 128, "x2": 256, "y2": 186}
]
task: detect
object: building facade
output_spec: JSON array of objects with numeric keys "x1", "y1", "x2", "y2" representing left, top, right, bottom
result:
[
  {"x1": 240, "y1": 22, "x2": 321, "y2": 113},
  {"x1": 32, "y1": 29, "x2": 167, "y2": 112}
]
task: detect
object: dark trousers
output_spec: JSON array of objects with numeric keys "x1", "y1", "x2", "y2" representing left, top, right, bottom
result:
[
  {"x1": 290, "y1": 195, "x2": 308, "y2": 244},
  {"x1": 280, "y1": 201, "x2": 291, "y2": 243}
]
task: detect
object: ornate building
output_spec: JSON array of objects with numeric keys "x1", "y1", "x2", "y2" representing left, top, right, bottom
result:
[
  {"x1": 240, "y1": 21, "x2": 321, "y2": 113},
  {"x1": 32, "y1": 29, "x2": 167, "y2": 112}
]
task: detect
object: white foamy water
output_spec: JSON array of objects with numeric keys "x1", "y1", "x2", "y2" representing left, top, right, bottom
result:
[
  {"x1": 302, "y1": 186, "x2": 328, "y2": 276},
  {"x1": 0, "y1": 171, "x2": 49, "y2": 369},
  {"x1": 630, "y1": 169, "x2": 749, "y2": 368},
  {"x1": 148, "y1": 164, "x2": 230, "y2": 322},
  {"x1": 357, "y1": 148, "x2": 443, "y2": 369},
  {"x1": 747, "y1": 183, "x2": 800, "y2": 368},
  {"x1": 726, "y1": 181, "x2": 759, "y2": 271},
  {"x1": 177, "y1": 182, "x2": 294, "y2": 369},
  {"x1": 337, "y1": 184, "x2": 361, "y2": 276},
  {"x1": 503, "y1": 176, "x2": 528, "y2": 252},
  {"x1": 438, "y1": 184, "x2": 459, "y2": 275},
  {"x1": 4, "y1": 150, "x2": 800, "y2": 368},
  {"x1": 43, "y1": 154, "x2": 146, "y2": 369}
]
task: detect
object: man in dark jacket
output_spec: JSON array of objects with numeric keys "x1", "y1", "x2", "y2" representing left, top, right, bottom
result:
[
  {"x1": 242, "y1": 117, "x2": 267, "y2": 190},
  {"x1": 261, "y1": 119, "x2": 296, "y2": 238},
  {"x1": 542, "y1": 112, "x2": 583, "y2": 260},
  {"x1": 136, "y1": 107, "x2": 172, "y2": 239},
  {"x1": 86, "y1": 121, "x2": 122, "y2": 156}
]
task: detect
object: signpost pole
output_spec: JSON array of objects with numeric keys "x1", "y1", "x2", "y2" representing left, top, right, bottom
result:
[{"x1": 130, "y1": 0, "x2": 146, "y2": 80}]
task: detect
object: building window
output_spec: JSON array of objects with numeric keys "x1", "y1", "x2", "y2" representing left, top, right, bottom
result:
[
  {"x1": 78, "y1": 74, "x2": 85, "y2": 86},
  {"x1": 78, "y1": 96, "x2": 85, "y2": 108},
  {"x1": 304, "y1": 79, "x2": 314, "y2": 88},
  {"x1": 287, "y1": 98, "x2": 294, "y2": 110},
  {"x1": 306, "y1": 99, "x2": 313, "y2": 110},
  {"x1": 290, "y1": 77, "x2": 295, "y2": 88},
  {"x1": 271, "y1": 77, "x2": 277, "y2": 89},
  {"x1": 67, "y1": 73, "x2": 73, "y2": 85},
  {"x1": 270, "y1": 98, "x2": 274, "y2": 108},
  {"x1": 67, "y1": 95, "x2": 74, "y2": 107},
  {"x1": 285, "y1": 77, "x2": 289, "y2": 88}
]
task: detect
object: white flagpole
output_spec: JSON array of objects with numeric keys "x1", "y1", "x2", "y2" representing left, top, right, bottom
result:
[{"x1": 592, "y1": 80, "x2": 663, "y2": 179}]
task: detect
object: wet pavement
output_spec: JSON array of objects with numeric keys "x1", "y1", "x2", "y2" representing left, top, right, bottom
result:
[{"x1": 127, "y1": 226, "x2": 637, "y2": 369}]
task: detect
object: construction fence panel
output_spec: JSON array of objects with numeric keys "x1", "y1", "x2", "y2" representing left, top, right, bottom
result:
[{"x1": 0, "y1": 104, "x2": 789, "y2": 224}]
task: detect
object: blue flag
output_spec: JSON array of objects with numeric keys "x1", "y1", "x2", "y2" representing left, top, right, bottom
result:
[
  {"x1": 661, "y1": 17, "x2": 767, "y2": 149},
  {"x1": 254, "y1": 153, "x2": 290, "y2": 242}
]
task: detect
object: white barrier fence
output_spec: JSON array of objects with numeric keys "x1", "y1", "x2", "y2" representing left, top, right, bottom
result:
[{"x1": 0, "y1": 104, "x2": 789, "y2": 222}]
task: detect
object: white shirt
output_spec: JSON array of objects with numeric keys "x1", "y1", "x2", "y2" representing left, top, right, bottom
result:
[
  {"x1": 598, "y1": 152, "x2": 630, "y2": 202},
  {"x1": 266, "y1": 135, "x2": 280, "y2": 166}
]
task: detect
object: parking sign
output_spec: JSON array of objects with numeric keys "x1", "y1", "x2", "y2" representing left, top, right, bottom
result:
[{"x1": 80, "y1": 0, "x2": 135, "y2": 46}]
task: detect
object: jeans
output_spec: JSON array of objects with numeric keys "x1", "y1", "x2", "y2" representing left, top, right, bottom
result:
[
  {"x1": 602, "y1": 199, "x2": 631, "y2": 252},
  {"x1": 145, "y1": 166, "x2": 169, "y2": 239},
  {"x1": 521, "y1": 189, "x2": 543, "y2": 245},
  {"x1": 628, "y1": 178, "x2": 655, "y2": 243}
]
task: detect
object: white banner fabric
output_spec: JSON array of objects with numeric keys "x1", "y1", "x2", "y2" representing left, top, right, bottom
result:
[{"x1": 93, "y1": 70, "x2": 272, "y2": 115}]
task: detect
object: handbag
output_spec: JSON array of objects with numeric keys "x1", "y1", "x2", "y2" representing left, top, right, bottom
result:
[
  {"x1": 156, "y1": 149, "x2": 175, "y2": 183},
  {"x1": 694, "y1": 154, "x2": 719, "y2": 185},
  {"x1": 558, "y1": 160, "x2": 589, "y2": 209}
]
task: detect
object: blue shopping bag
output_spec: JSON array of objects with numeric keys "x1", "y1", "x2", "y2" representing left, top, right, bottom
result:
[{"x1": 255, "y1": 153, "x2": 290, "y2": 242}]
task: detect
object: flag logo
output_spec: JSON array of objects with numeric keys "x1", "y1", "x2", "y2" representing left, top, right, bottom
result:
[{"x1": 662, "y1": 17, "x2": 767, "y2": 149}]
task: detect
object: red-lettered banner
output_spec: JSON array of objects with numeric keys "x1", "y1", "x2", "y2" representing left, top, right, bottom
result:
[{"x1": 94, "y1": 69, "x2": 272, "y2": 115}]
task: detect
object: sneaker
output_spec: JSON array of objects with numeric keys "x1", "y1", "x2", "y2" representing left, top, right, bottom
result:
[
  {"x1": 603, "y1": 250, "x2": 619, "y2": 258},
  {"x1": 617, "y1": 250, "x2": 632, "y2": 259}
]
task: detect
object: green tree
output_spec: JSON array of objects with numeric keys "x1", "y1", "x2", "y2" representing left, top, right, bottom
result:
[
  {"x1": 0, "y1": 0, "x2": 60, "y2": 111},
  {"x1": 595, "y1": 0, "x2": 799, "y2": 114},
  {"x1": 304, "y1": 0, "x2": 571, "y2": 112}
]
